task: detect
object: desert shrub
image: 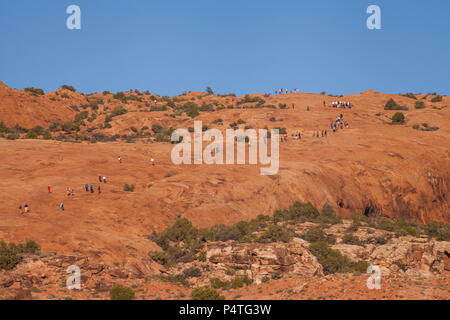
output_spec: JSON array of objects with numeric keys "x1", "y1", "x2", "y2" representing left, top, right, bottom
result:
[
  {"x1": 391, "y1": 112, "x2": 405, "y2": 124},
  {"x1": 25, "y1": 131, "x2": 39, "y2": 139},
  {"x1": 237, "y1": 119, "x2": 246, "y2": 125},
  {"x1": 210, "y1": 278, "x2": 230, "y2": 289},
  {"x1": 317, "y1": 203, "x2": 342, "y2": 224},
  {"x1": 212, "y1": 118, "x2": 223, "y2": 124},
  {"x1": 308, "y1": 242, "x2": 353, "y2": 275},
  {"x1": 198, "y1": 252, "x2": 206, "y2": 262},
  {"x1": 123, "y1": 184, "x2": 135, "y2": 192},
  {"x1": 74, "y1": 111, "x2": 89, "y2": 123},
  {"x1": 24, "y1": 87, "x2": 45, "y2": 96},
  {"x1": 0, "y1": 121, "x2": 8, "y2": 133},
  {"x1": 423, "y1": 222, "x2": 450, "y2": 241},
  {"x1": 385, "y1": 99, "x2": 408, "y2": 110},
  {"x1": 60, "y1": 85, "x2": 76, "y2": 92},
  {"x1": 0, "y1": 243, "x2": 23, "y2": 271},
  {"x1": 113, "y1": 92, "x2": 126, "y2": 101},
  {"x1": 232, "y1": 275, "x2": 252, "y2": 289},
  {"x1": 183, "y1": 267, "x2": 202, "y2": 278},
  {"x1": 414, "y1": 101, "x2": 425, "y2": 109},
  {"x1": 151, "y1": 123, "x2": 163, "y2": 134},
  {"x1": 164, "y1": 218, "x2": 198, "y2": 243},
  {"x1": 184, "y1": 102, "x2": 200, "y2": 118},
  {"x1": 412, "y1": 124, "x2": 420, "y2": 130},
  {"x1": 342, "y1": 234, "x2": 364, "y2": 246},
  {"x1": 149, "y1": 251, "x2": 168, "y2": 265},
  {"x1": 0, "y1": 240, "x2": 40, "y2": 271},
  {"x1": 191, "y1": 287, "x2": 225, "y2": 300},
  {"x1": 238, "y1": 95, "x2": 265, "y2": 105},
  {"x1": 110, "y1": 106, "x2": 128, "y2": 117},
  {"x1": 431, "y1": 95, "x2": 443, "y2": 102},
  {"x1": 109, "y1": 284, "x2": 135, "y2": 300},
  {"x1": 287, "y1": 201, "x2": 320, "y2": 222},
  {"x1": 352, "y1": 260, "x2": 370, "y2": 273},
  {"x1": 150, "y1": 105, "x2": 168, "y2": 112},
  {"x1": 402, "y1": 93, "x2": 417, "y2": 100},
  {"x1": 303, "y1": 227, "x2": 336, "y2": 244},
  {"x1": 256, "y1": 224, "x2": 294, "y2": 243}
]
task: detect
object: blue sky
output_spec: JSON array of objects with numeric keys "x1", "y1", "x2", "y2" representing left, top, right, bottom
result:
[{"x1": 0, "y1": 0, "x2": 449, "y2": 96}]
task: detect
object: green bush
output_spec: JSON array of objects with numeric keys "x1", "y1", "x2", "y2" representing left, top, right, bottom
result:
[
  {"x1": 423, "y1": 222, "x2": 450, "y2": 241},
  {"x1": 109, "y1": 284, "x2": 135, "y2": 300},
  {"x1": 0, "y1": 240, "x2": 40, "y2": 271},
  {"x1": 60, "y1": 85, "x2": 76, "y2": 92},
  {"x1": 183, "y1": 267, "x2": 202, "y2": 278},
  {"x1": 414, "y1": 101, "x2": 425, "y2": 109},
  {"x1": 24, "y1": 87, "x2": 45, "y2": 96},
  {"x1": 391, "y1": 112, "x2": 405, "y2": 124},
  {"x1": 149, "y1": 251, "x2": 168, "y2": 265},
  {"x1": 402, "y1": 93, "x2": 417, "y2": 100},
  {"x1": 191, "y1": 287, "x2": 225, "y2": 300},
  {"x1": 232, "y1": 275, "x2": 252, "y2": 289},
  {"x1": 183, "y1": 102, "x2": 200, "y2": 118},
  {"x1": 123, "y1": 184, "x2": 135, "y2": 192},
  {"x1": 110, "y1": 106, "x2": 128, "y2": 117},
  {"x1": 431, "y1": 95, "x2": 443, "y2": 102},
  {"x1": 257, "y1": 224, "x2": 294, "y2": 243},
  {"x1": 308, "y1": 242, "x2": 353, "y2": 275},
  {"x1": 385, "y1": 99, "x2": 408, "y2": 111},
  {"x1": 317, "y1": 203, "x2": 342, "y2": 224},
  {"x1": 210, "y1": 278, "x2": 230, "y2": 289},
  {"x1": 342, "y1": 233, "x2": 364, "y2": 246},
  {"x1": 303, "y1": 227, "x2": 336, "y2": 244}
]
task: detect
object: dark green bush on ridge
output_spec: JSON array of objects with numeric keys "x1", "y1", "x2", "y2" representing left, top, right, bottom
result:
[
  {"x1": 24, "y1": 87, "x2": 45, "y2": 96},
  {"x1": 385, "y1": 98, "x2": 408, "y2": 111}
]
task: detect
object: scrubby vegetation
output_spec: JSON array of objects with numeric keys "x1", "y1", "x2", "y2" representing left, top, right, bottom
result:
[
  {"x1": 384, "y1": 98, "x2": 408, "y2": 111},
  {"x1": 24, "y1": 87, "x2": 45, "y2": 96},
  {"x1": 391, "y1": 112, "x2": 405, "y2": 124},
  {"x1": 109, "y1": 284, "x2": 135, "y2": 300},
  {"x1": 308, "y1": 242, "x2": 369, "y2": 275},
  {"x1": 191, "y1": 287, "x2": 225, "y2": 300},
  {"x1": 0, "y1": 240, "x2": 40, "y2": 271}
]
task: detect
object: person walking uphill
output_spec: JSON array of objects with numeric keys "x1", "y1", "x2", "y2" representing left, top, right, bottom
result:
[
  {"x1": 85, "y1": 184, "x2": 89, "y2": 192},
  {"x1": 118, "y1": 156, "x2": 122, "y2": 164},
  {"x1": 60, "y1": 203, "x2": 64, "y2": 211},
  {"x1": 48, "y1": 185, "x2": 51, "y2": 193},
  {"x1": 90, "y1": 185, "x2": 94, "y2": 193}
]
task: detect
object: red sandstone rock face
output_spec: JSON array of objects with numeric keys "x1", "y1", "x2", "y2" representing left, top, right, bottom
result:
[
  {"x1": 0, "y1": 82, "x2": 449, "y2": 299},
  {"x1": 0, "y1": 82, "x2": 78, "y2": 128}
]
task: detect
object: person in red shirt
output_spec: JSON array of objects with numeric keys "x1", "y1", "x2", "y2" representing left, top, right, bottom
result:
[{"x1": 48, "y1": 185, "x2": 51, "y2": 193}]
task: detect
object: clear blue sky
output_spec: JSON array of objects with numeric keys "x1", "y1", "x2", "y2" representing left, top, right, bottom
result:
[{"x1": 1, "y1": 0, "x2": 449, "y2": 96}]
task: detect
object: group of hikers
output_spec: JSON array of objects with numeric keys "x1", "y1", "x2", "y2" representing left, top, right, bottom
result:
[
  {"x1": 19, "y1": 155, "x2": 158, "y2": 215},
  {"x1": 331, "y1": 114, "x2": 349, "y2": 132},
  {"x1": 18, "y1": 204, "x2": 29, "y2": 214},
  {"x1": 331, "y1": 101, "x2": 352, "y2": 109},
  {"x1": 275, "y1": 88, "x2": 300, "y2": 95},
  {"x1": 312, "y1": 130, "x2": 328, "y2": 138}
]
